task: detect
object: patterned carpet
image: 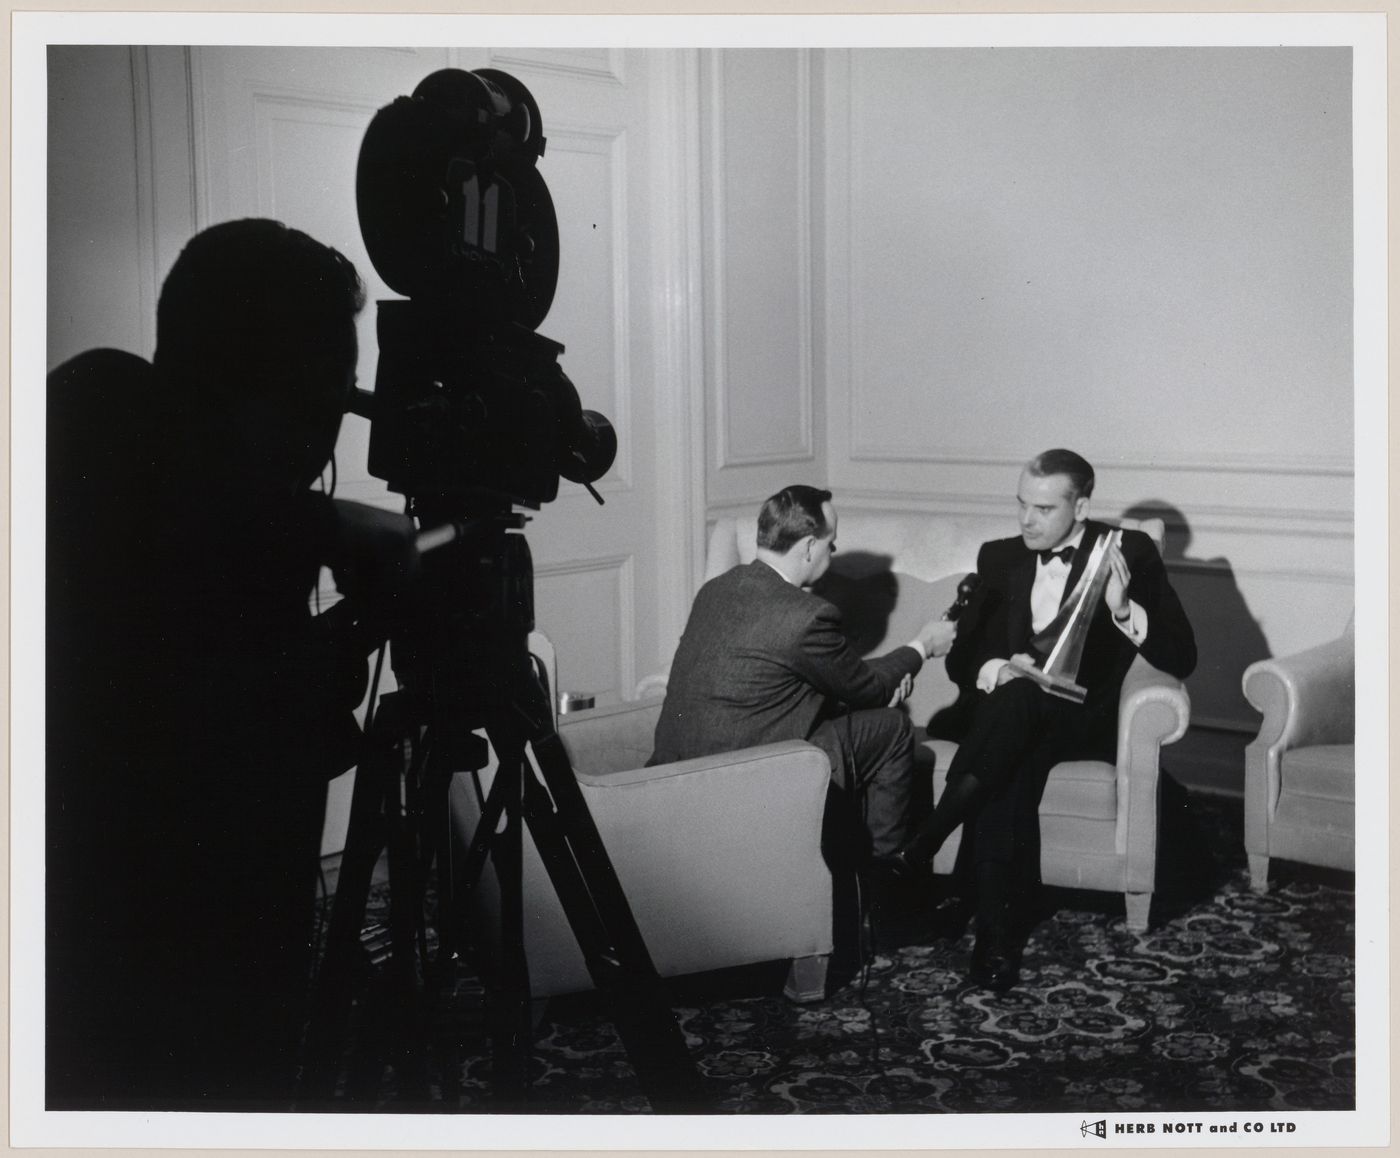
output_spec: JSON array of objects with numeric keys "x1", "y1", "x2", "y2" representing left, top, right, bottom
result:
[{"x1": 317, "y1": 792, "x2": 1355, "y2": 1114}]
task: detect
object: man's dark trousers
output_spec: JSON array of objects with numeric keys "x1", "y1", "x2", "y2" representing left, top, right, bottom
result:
[
  {"x1": 945, "y1": 677, "x2": 1117, "y2": 920},
  {"x1": 811, "y1": 707, "x2": 918, "y2": 864}
]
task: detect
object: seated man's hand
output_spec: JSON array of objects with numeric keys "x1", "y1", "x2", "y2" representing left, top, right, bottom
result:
[
  {"x1": 917, "y1": 618, "x2": 958, "y2": 658},
  {"x1": 1103, "y1": 542, "x2": 1133, "y2": 620},
  {"x1": 996, "y1": 652, "x2": 1039, "y2": 686},
  {"x1": 887, "y1": 672, "x2": 913, "y2": 708}
]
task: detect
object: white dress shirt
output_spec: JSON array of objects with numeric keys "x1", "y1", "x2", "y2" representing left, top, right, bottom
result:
[{"x1": 976, "y1": 527, "x2": 1147, "y2": 692}]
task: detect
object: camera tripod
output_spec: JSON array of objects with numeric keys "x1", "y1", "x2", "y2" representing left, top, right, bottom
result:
[{"x1": 298, "y1": 513, "x2": 703, "y2": 1110}]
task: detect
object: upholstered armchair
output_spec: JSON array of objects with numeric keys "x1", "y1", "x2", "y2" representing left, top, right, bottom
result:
[
  {"x1": 1241, "y1": 622, "x2": 1355, "y2": 892},
  {"x1": 706, "y1": 510, "x2": 1192, "y2": 932},
  {"x1": 445, "y1": 634, "x2": 836, "y2": 1005}
]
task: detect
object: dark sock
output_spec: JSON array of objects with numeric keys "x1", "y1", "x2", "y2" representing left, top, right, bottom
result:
[
  {"x1": 902, "y1": 773, "x2": 985, "y2": 863},
  {"x1": 974, "y1": 859, "x2": 1015, "y2": 936}
]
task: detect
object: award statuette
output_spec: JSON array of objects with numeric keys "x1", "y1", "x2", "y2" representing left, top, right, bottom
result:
[{"x1": 1008, "y1": 528, "x2": 1123, "y2": 703}]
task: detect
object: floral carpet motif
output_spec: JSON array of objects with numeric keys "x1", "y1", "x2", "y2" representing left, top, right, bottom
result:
[{"x1": 327, "y1": 794, "x2": 1355, "y2": 1114}]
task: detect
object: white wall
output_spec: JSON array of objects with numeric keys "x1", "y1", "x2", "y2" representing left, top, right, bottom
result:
[
  {"x1": 48, "y1": 47, "x2": 200, "y2": 368},
  {"x1": 47, "y1": 47, "x2": 146, "y2": 364},
  {"x1": 818, "y1": 47, "x2": 1355, "y2": 732},
  {"x1": 701, "y1": 49, "x2": 826, "y2": 509},
  {"x1": 47, "y1": 45, "x2": 1359, "y2": 813}
]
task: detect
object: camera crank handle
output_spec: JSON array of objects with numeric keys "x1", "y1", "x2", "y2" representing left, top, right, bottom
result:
[
  {"x1": 414, "y1": 512, "x2": 529, "y2": 556},
  {"x1": 583, "y1": 481, "x2": 604, "y2": 505}
]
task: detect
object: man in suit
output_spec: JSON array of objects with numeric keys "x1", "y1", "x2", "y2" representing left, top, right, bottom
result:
[
  {"x1": 886, "y1": 449, "x2": 1196, "y2": 990},
  {"x1": 650, "y1": 485, "x2": 957, "y2": 864}
]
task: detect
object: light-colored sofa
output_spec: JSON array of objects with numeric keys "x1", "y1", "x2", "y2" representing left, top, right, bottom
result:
[
  {"x1": 447, "y1": 507, "x2": 1192, "y2": 1005},
  {"x1": 446, "y1": 634, "x2": 834, "y2": 1002},
  {"x1": 1241, "y1": 621, "x2": 1355, "y2": 891}
]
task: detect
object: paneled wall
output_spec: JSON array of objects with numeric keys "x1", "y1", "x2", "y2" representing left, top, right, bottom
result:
[
  {"x1": 46, "y1": 45, "x2": 1359, "y2": 849},
  {"x1": 817, "y1": 47, "x2": 1355, "y2": 733},
  {"x1": 702, "y1": 49, "x2": 826, "y2": 509}
]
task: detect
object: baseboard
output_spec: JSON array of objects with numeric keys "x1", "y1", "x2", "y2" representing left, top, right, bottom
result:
[{"x1": 1167, "y1": 724, "x2": 1250, "y2": 799}]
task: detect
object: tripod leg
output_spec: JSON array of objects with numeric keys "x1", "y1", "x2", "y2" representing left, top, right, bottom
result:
[
  {"x1": 488, "y1": 747, "x2": 534, "y2": 1104},
  {"x1": 299, "y1": 733, "x2": 397, "y2": 1102},
  {"x1": 381, "y1": 741, "x2": 432, "y2": 1099},
  {"x1": 521, "y1": 729, "x2": 706, "y2": 1111}
]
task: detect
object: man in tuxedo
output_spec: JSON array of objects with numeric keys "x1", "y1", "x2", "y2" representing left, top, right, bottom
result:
[
  {"x1": 886, "y1": 449, "x2": 1196, "y2": 989},
  {"x1": 650, "y1": 485, "x2": 957, "y2": 864}
]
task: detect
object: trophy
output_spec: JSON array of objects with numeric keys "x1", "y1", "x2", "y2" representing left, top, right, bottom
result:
[{"x1": 1008, "y1": 529, "x2": 1123, "y2": 703}]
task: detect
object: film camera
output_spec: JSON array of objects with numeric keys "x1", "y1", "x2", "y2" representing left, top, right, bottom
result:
[
  {"x1": 346, "y1": 66, "x2": 622, "y2": 725},
  {"x1": 349, "y1": 66, "x2": 616, "y2": 508},
  {"x1": 304, "y1": 68, "x2": 699, "y2": 1110}
]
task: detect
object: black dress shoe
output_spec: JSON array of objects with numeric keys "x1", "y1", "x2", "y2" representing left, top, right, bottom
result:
[
  {"x1": 864, "y1": 855, "x2": 930, "y2": 916},
  {"x1": 968, "y1": 928, "x2": 1021, "y2": 993},
  {"x1": 873, "y1": 847, "x2": 927, "y2": 883}
]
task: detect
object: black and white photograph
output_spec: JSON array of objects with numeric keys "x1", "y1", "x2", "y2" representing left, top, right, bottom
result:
[{"x1": 11, "y1": 9, "x2": 1388, "y2": 1151}]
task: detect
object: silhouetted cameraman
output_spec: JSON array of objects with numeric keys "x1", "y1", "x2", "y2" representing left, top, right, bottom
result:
[{"x1": 47, "y1": 219, "x2": 415, "y2": 1109}]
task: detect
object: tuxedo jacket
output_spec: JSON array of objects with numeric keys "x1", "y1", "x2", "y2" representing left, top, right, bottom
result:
[
  {"x1": 945, "y1": 519, "x2": 1196, "y2": 728},
  {"x1": 649, "y1": 560, "x2": 923, "y2": 768}
]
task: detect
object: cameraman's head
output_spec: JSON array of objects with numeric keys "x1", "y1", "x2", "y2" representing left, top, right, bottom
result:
[{"x1": 154, "y1": 219, "x2": 365, "y2": 505}]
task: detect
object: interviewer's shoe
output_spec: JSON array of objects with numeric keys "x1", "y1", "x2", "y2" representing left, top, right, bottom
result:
[
  {"x1": 872, "y1": 846, "x2": 927, "y2": 883},
  {"x1": 865, "y1": 854, "x2": 930, "y2": 917}
]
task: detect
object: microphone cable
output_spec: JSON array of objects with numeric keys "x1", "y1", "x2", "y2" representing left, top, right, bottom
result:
[{"x1": 846, "y1": 711, "x2": 885, "y2": 1069}]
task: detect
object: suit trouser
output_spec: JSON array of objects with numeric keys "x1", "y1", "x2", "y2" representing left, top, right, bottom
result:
[
  {"x1": 947, "y1": 678, "x2": 1115, "y2": 916},
  {"x1": 811, "y1": 707, "x2": 917, "y2": 860}
]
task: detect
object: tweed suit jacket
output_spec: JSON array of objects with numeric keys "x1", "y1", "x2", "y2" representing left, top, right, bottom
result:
[
  {"x1": 649, "y1": 560, "x2": 924, "y2": 767},
  {"x1": 945, "y1": 519, "x2": 1197, "y2": 731}
]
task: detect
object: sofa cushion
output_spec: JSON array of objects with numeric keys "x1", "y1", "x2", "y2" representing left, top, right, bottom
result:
[
  {"x1": 925, "y1": 736, "x2": 1118, "y2": 822},
  {"x1": 1280, "y1": 743, "x2": 1355, "y2": 803},
  {"x1": 1037, "y1": 760, "x2": 1119, "y2": 820}
]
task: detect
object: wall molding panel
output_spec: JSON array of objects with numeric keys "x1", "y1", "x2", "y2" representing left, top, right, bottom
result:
[
  {"x1": 533, "y1": 552, "x2": 637, "y2": 702},
  {"x1": 249, "y1": 91, "x2": 380, "y2": 221},
  {"x1": 646, "y1": 48, "x2": 709, "y2": 655},
  {"x1": 546, "y1": 121, "x2": 634, "y2": 494},
  {"x1": 128, "y1": 47, "x2": 162, "y2": 357},
  {"x1": 834, "y1": 487, "x2": 1354, "y2": 539},
  {"x1": 845, "y1": 441, "x2": 1354, "y2": 480},
  {"x1": 489, "y1": 47, "x2": 624, "y2": 86},
  {"x1": 707, "y1": 49, "x2": 815, "y2": 472}
]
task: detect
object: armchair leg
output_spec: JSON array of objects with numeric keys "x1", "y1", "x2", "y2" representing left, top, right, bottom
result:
[
  {"x1": 1123, "y1": 892, "x2": 1151, "y2": 933},
  {"x1": 1248, "y1": 853, "x2": 1270, "y2": 893},
  {"x1": 782, "y1": 954, "x2": 830, "y2": 1004}
]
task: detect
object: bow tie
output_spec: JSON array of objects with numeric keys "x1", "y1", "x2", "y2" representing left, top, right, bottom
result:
[{"x1": 1038, "y1": 546, "x2": 1075, "y2": 566}]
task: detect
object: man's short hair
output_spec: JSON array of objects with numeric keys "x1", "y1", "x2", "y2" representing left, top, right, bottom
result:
[
  {"x1": 757, "y1": 485, "x2": 833, "y2": 553},
  {"x1": 154, "y1": 218, "x2": 365, "y2": 394},
  {"x1": 1027, "y1": 448, "x2": 1095, "y2": 500}
]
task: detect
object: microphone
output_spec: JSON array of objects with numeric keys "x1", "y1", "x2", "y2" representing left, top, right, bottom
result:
[{"x1": 944, "y1": 573, "x2": 980, "y2": 621}]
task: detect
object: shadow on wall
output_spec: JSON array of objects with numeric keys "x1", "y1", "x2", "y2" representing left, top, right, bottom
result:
[
  {"x1": 812, "y1": 551, "x2": 900, "y2": 656},
  {"x1": 1122, "y1": 500, "x2": 1271, "y2": 729}
]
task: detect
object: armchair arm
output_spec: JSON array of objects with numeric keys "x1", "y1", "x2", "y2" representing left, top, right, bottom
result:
[
  {"x1": 1115, "y1": 655, "x2": 1191, "y2": 884},
  {"x1": 556, "y1": 698, "x2": 661, "y2": 778},
  {"x1": 573, "y1": 740, "x2": 835, "y2": 976},
  {"x1": 1242, "y1": 635, "x2": 1355, "y2": 752},
  {"x1": 1241, "y1": 632, "x2": 1354, "y2": 854}
]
